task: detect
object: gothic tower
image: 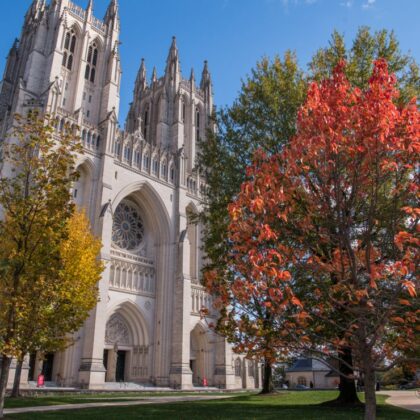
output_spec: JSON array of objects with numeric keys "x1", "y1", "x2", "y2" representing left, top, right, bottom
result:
[{"x1": 0, "y1": 0, "x2": 121, "y2": 151}]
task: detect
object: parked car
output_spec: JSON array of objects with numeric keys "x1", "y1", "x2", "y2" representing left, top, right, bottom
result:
[
  {"x1": 295, "y1": 384, "x2": 310, "y2": 390},
  {"x1": 399, "y1": 381, "x2": 417, "y2": 390}
]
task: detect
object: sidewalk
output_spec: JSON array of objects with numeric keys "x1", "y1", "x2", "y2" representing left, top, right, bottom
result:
[
  {"x1": 4, "y1": 394, "x2": 232, "y2": 416},
  {"x1": 378, "y1": 390, "x2": 420, "y2": 414}
]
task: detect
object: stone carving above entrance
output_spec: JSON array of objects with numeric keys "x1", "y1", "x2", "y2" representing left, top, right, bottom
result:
[{"x1": 105, "y1": 313, "x2": 130, "y2": 345}]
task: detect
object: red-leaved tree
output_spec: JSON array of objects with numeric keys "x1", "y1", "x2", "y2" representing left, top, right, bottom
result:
[{"x1": 207, "y1": 59, "x2": 419, "y2": 419}]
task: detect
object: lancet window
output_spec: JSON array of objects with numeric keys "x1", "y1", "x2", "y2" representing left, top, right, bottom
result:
[
  {"x1": 85, "y1": 42, "x2": 99, "y2": 83},
  {"x1": 62, "y1": 29, "x2": 77, "y2": 71}
]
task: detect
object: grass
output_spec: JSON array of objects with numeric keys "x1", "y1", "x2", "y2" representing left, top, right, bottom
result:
[
  {"x1": 5, "y1": 391, "x2": 418, "y2": 420},
  {"x1": 4, "y1": 391, "x2": 236, "y2": 408}
]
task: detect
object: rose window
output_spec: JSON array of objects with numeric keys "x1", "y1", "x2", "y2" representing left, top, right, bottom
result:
[{"x1": 112, "y1": 200, "x2": 144, "y2": 250}]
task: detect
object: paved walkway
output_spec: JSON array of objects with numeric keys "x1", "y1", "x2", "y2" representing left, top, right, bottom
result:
[
  {"x1": 4, "y1": 394, "x2": 232, "y2": 416},
  {"x1": 378, "y1": 390, "x2": 420, "y2": 414}
]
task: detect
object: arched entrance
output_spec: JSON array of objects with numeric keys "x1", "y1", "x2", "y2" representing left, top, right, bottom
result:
[
  {"x1": 109, "y1": 181, "x2": 172, "y2": 384},
  {"x1": 190, "y1": 324, "x2": 213, "y2": 386},
  {"x1": 104, "y1": 302, "x2": 149, "y2": 383}
]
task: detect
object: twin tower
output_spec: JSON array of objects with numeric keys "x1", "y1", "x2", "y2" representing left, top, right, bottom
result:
[{"x1": 0, "y1": 0, "x2": 214, "y2": 173}]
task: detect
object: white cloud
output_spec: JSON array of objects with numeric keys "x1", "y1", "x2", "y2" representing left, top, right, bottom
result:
[
  {"x1": 266, "y1": 0, "x2": 316, "y2": 6},
  {"x1": 340, "y1": 0, "x2": 353, "y2": 8},
  {"x1": 362, "y1": 0, "x2": 376, "y2": 9}
]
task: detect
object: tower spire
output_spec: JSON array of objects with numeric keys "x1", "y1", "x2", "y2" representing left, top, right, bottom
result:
[
  {"x1": 167, "y1": 36, "x2": 178, "y2": 59},
  {"x1": 105, "y1": 0, "x2": 119, "y2": 22},
  {"x1": 25, "y1": 0, "x2": 45, "y2": 22},
  {"x1": 86, "y1": 0, "x2": 93, "y2": 21},
  {"x1": 200, "y1": 60, "x2": 211, "y2": 90},
  {"x1": 165, "y1": 36, "x2": 180, "y2": 82},
  {"x1": 135, "y1": 58, "x2": 147, "y2": 92},
  {"x1": 151, "y1": 66, "x2": 157, "y2": 84}
]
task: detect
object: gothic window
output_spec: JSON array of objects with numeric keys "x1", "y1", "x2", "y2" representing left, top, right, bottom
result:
[
  {"x1": 64, "y1": 32, "x2": 70, "y2": 50},
  {"x1": 298, "y1": 377, "x2": 307, "y2": 386},
  {"x1": 96, "y1": 135, "x2": 101, "y2": 149},
  {"x1": 85, "y1": 42, "x2": 99, "y2": 83},
  {"x1": 62, "y1": 29, "x2": 76, "y2": 71},
  {"x1": 161, "y1": 160, "x2": 167, "y2": 178},
  {"x1": 170, "y1": 165, "x2": 175, "y2": 182},
  {"x1": 134, "y1": 150, "x2": 140, "y2": 166},
  {"x1": 143, "y1": 153, "x2": 150, "y2": 170},
  {"x1": 143, "y1": 106, "x2": 149, "y2": 139},
  {"x1": 81, "y1": 130, "x2": 86, "y2": 146},
  {"x1": 234, "y1": 358, "x2": 242, "y2": 377},
  {"x1": 152, "y1": 158, "x2": 158, "y2": 174},
  {"x1": 85, "y1": 65, "x2": 90, "y2": 80},
  {"x1": 195, "y1": 107, "x2": 200, "y2": 140},
  {"x1": 112, "y1": 200, "x2": 145, "y2": 251},
  {"x1": 114, "y1": 141, "x2": 121, "y2": 157},
  {"x1": 90, "y1": 68, "x2": 96, "y2": 83},
  {"x1": 124, "y1": 145, "x2": 131, "y2": 162},
  {"x1": 248, "y1": 360, "x2": 254, "y2": 377},
  {"x1": 67, "y1": 54, "x2": 73, "y2": 71}
]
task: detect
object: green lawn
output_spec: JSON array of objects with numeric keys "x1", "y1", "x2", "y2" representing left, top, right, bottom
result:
[
  {"x1": 5, "y1": 391, "x2": 235, "y2": 409},
  {"x1": 5, "y1": 391, "x2": 418, "y2": 420}
]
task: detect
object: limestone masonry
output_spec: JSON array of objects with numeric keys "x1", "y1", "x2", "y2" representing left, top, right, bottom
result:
[{"x1": 0, "y1": 0, "x2": 261, "y2": 390}]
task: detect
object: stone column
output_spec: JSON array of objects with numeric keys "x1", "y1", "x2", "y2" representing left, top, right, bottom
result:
[
  {"x1": 77, "y1": 124, "x2": 116, "y2": 389},
  {"x1": 169, "y1": 237, "x2": 193, "y2": 389},
  {"x1": 213, "y1": 337, "x2": 236, "y2": 389},
  {"x1": 105, "y1": 346, "x2": 117, "y2": 382},
  {"x1": 77, "y1": 192, "x2": 113, "y2": 388}
]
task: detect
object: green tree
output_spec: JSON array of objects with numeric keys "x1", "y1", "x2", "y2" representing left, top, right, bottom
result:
[
  {"x1": 199, "y1": 51, "x2": 306, "y2": 393},
  {"x1": 0, "y1": 112, "x2": 102, "y2": 417},
  {"x1": 309, "y1": 27, "x2": 420, "y2": 106},
  {"x1": 199, "y1": 28, "x2": 419, "y2": 398}
]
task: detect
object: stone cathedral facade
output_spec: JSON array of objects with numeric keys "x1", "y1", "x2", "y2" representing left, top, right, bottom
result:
[{"x1": 0, "y1": 0, "x2": 261, "y2": 390}]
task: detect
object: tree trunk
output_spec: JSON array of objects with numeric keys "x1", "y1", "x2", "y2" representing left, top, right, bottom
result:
[
  {"x1": 11, "y1": 357, "x2": 23, "y2": 398},
  {"x1": 336, "y1": 346, "x2": 361, "y2": 404},
  {"x1": 0, "y1": 355, "x2": 12, "y2": 419},
  {"x1": 261, "y1": 361, "x2": 274, "y2": 394},
  {"x1": 364, "y1": 368, "x2": 377, "y2": 420}
]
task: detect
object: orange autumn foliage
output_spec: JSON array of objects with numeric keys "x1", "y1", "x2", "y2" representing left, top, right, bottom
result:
[{"x1": 205, "y1": 60, "x2": 419, "y2": 405}]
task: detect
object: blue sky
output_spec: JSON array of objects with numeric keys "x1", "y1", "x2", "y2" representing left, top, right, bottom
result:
[{"x1": 1, "y1": 0, "x2": 419, "y2": 123}]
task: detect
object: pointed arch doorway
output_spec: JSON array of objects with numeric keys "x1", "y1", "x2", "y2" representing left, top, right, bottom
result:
[
  {"x1": 190, "y1": 324, "x2": 213, "y2": 386},
  {"x1": 104, "y1": 302, "x2": 150, "y2": 383}
]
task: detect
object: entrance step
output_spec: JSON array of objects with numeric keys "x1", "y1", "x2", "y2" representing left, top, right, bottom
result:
[{"x1": 102, "y1": 382, "x2": 172, "y2": 391}]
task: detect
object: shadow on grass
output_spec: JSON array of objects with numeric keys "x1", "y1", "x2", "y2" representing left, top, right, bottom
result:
[{"x1": 6, "y1": 395, "x2": 419, "y2": 420}]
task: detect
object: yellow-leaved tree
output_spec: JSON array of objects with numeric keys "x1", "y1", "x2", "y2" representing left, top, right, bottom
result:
[{"x1": 0, "y1": 112, "x2": 103, "y2": 417}]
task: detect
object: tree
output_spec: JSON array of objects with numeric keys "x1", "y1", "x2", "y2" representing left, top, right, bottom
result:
[
  {"x1": 309, "y1": 27, "x2": 420, "y2": 106},
  {"x1": 0, "y1": 112, "x2": 102, "y2": 417},
  {"x1": 200, "y1": 52, "x2": 306, "y2": 393},
  {"x1": 200, "y1": 28, "x2": 419, "y2": 399},
  {"x1": 307, "y1": 27, "x2": 420, "y2": 404},
  {"x1": 10, "y1": 210, "x2": 103, "y2": 397},
  {"x1": 222, "y1": 60, "x2": 419, "y2": 419}
]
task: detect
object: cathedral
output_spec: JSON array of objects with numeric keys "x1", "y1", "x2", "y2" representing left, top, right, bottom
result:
[{"x1": 0, "y1": 0, "x2": 261, "y2": 390}]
